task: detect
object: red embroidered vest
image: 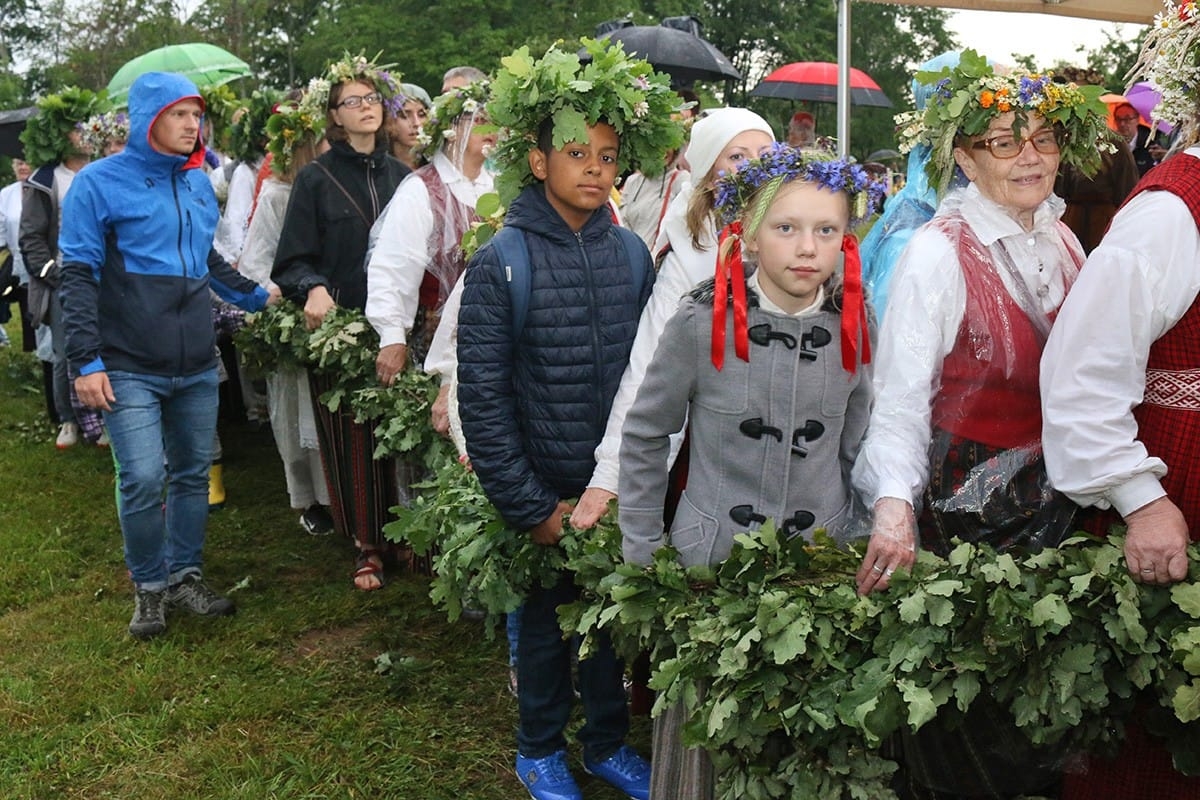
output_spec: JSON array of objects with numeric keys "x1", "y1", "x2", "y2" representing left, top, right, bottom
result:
[
  {"x1": 1124, "y1": 154, "x2": 1200, "y2": 537},
  {"x1": 929, "y1": 214, "x2": 1076, "y2": 448},
  {"x1": 414, "y1": 164, "x2": 478, "y2": 313}
]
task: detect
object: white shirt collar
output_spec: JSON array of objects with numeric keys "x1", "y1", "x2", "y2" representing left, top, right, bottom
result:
[
  {"x1": 432, "y1": 150, "x2": 493, "y2": 193},
  {"x1": 750, "y1": 268, "x2": 825, "y2": 317}
]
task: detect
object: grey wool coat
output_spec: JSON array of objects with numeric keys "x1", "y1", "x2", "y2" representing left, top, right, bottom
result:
[{"x1": 618, "y1": 278, "x2": 874, "y2": 568}]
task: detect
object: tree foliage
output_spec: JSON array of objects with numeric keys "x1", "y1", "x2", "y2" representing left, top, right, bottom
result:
[{"x1": 6, "y1": 0, "x2": 960, "y2": 158}]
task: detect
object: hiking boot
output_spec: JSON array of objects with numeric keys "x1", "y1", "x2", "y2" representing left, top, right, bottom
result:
[
  {"x1": 129, "y1": 588, "x2": 167, "y2": 640},
  {"x1": 166, "y1": 575, "x2": 236, "y2": 617},
  {"x1": 583, "y1": 745, "x2": 651, "y2": 800},
  {"x1": 299, "y1": 504, "x2": 334, "y2": 536},
  {"x1": 55, "y1": 421, "x2": 79, "y2": 449},
  {"x1": 516, "y1": 751, "x2": 581, "y2": 800}
]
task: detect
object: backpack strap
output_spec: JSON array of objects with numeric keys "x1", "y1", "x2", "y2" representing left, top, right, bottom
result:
[
  {"x1": 487, "y1": 226, "x2": 533, "y2": 340},
  {"x1": 491, "y1": 224, "x2": 649, "y2": 342},
  {"x1": 612, "y1": 225, "x2": 649, "y2": 298}
]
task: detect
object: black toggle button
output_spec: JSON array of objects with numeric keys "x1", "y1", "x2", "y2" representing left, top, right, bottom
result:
[
  {"x1": 790, "y1": 419, "x2": 825, "y2": 457},
  {"x1": 740, "y1": 417, "x2": 783, "y2": 442},
  {"x1": 748, "y1": 323, "x2": 797, "y2": 349},
  {"x1": 780, "y1": 510, "x2": 816, "y2": 537},
  {"x1": 729, "y1": 504, "x2": 767, "y2": 528},
  {"x1": 799, "y1": 325, "x2": 832, "y2": 361}
]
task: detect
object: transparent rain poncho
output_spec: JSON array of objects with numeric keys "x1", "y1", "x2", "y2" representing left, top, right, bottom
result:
[{"x1": 856, "y1": 184, "x2": 1085, "y2": 556}]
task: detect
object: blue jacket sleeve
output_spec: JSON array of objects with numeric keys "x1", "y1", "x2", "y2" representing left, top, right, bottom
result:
[
  {"x1": 59, "y1": 174, "x2": 108, "y2": 375},
  {"x1": 207, "y1": 248, "x2": 269, "y2": 311},
  {"x1": 456, "y1": 245, "x2": 561, "y2": 531}
]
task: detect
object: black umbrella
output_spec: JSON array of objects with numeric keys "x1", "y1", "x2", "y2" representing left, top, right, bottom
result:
[
  {"x1": 0, "y1": 107, "x2": 36, "y2": 159},
  {"x1": 588, "y1": 24, "x2": 741, "y2": 85}
]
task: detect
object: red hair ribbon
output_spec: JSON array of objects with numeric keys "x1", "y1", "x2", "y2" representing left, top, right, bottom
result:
[
  {"x1": 712, "y1": 221, "x2": 749, "y2": 370},
  {"x1": 840, "y1": 233, "x2": 871, "y2": 374}
]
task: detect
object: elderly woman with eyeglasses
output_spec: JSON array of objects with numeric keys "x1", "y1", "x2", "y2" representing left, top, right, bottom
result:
[
  {"x1": 848, "y1": 50, "x2": 1111, "y2": 800},
  {"x1": 272, "y1": 56, "x2": 409, "y2": 591}
]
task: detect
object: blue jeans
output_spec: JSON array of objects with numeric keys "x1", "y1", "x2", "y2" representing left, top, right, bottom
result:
[
  {"x1": 517, "y1": 571, "x2": 628, "y2": 761},
  {"x1": 507, "y1": 605, "x2": 523, "y2": 666},
  {"x1": 103, "y1": 368, "x2": 218, "y2": 591}
]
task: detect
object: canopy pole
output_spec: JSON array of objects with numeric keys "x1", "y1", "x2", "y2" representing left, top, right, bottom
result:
[{"x1": 837, "y1": 0, "x2": 851, "y2": 157}]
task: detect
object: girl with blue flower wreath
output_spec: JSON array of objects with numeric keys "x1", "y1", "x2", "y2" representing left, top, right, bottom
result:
[{"x1": 618, "y1": 143, "x2": 883, "y2": 799}]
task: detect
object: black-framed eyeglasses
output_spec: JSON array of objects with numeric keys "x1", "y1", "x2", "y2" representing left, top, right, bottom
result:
[
  {"x1": 971, "y1": 129, "x2": 1061, "y2": 159},
  {"x1": 1114, "y1": 114, "x2": 1139, "y2": 124},
  {"x1": 337, "y1": 92, "x2": 383, "y2": 109}
]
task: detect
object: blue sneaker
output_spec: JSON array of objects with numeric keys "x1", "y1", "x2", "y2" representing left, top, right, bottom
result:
[
  {"x1": 516, "y1": 750, "x2": 582, "y2": 800},
  {"x1": 583, "y1": 745, "x2": 651, "y2": 800}
]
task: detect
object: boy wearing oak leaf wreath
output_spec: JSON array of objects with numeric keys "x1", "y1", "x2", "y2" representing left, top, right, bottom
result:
[{"x1": 456, "y1": 40, "x2": 684, "y2": 800}]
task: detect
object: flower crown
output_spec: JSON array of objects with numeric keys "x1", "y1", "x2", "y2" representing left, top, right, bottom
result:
[
  {"x1": 709, "y1": 144, "x2": 880, "y2": 377},
  {"x1": 416, "y1": 79, "x2": 491, "y2": 160},
  {"x1": 907, "y1": 50, "x2": 1111, "y2": 195},
  {"x1": 486, "y1": 38, "x2": 687, "y2": 205},
  {"x1": 713, "y1": 143, "x2": 886, "y2": 232},
  {"x1": 76, "y1": 110, "x2": 129, "y2": 154},
  {"x1": 265, "y1": 87, "x2": 327, "y2": 176},
  {"x1": 1130, "y1": 1, "x2": 1200, "y2": 148},
  {"x1": 312, "y1": 52, "x2": 401, "y2": 114}
]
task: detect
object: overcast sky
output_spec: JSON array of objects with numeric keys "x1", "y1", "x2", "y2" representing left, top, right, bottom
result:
[{"x1": 944, "y1": 9, "x2": 1145, "y2": 82}]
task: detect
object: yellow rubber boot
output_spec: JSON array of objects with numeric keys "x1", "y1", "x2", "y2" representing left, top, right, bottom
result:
[{"x1": 208, "y1": 462, "x2": 226, "y2": 510}]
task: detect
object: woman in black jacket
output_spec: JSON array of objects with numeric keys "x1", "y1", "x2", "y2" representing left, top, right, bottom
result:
[{"x1": 272, "y1": 60, "x2": 409, "y2": 590}]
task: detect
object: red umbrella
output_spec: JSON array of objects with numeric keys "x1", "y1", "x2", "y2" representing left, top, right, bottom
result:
[{"x1": 750, "y1": 62, "x2": 892, "y2": 107}]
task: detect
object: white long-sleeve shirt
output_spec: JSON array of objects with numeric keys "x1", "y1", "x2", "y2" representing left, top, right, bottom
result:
[
  {"x1": 1042, "y1": 148, "x2": 1200, "y2": 517},
  {"x1": 0, "y1": 181, "x2": 26, "y2": 283},
  {"x1": 213, "y1": 161, "x2": 259, "y2": 265},
  {"x1": 852, "y1": 182, "x2": 1079, "y2": 507},
  {"x1": 587, "y1": 184, "x2": 718, "y2": 494},
  {"x1": 238, "y1": 178, "x2": 290, "y2": 289},
  {"x1": 366, "y1": 151, "x2": 493, "y2": 348}
]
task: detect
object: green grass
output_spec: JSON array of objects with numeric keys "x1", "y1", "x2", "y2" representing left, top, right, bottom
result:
[{"x1": 0, "y1": 327, "x2": 647, "y2": 799}]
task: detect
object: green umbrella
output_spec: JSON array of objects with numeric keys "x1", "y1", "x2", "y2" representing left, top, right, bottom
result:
[{"x1": 107, "y1": 43, "x2": 251, "y2": 106}]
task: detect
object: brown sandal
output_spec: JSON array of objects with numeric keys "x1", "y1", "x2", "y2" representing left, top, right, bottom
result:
[{"x1": 353, "y1": 551, "x2": 385, "y2": 591}]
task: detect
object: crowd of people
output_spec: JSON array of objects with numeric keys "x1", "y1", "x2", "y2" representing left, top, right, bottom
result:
[{"x1": 2, "y1": 1, "x2": 1200, "y2": 795}]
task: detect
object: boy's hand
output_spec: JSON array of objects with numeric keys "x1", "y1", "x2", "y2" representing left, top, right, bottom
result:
[
  {"x1": 570, "y1": 488, "x2": 615, "y2": 529},
  {"x1": 530, "y1": 501, "x2": 573, "y2": 546}
]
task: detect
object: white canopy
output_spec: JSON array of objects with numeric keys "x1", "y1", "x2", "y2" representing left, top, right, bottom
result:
[
  {"x1": 856, "y1": 0, "x2": 1161, "y2": 25},
  {"x1": 834, "y1": 0, "x2": 1159, "y2": 153}
]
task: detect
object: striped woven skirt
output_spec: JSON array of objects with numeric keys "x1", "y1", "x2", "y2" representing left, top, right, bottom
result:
[{"x1": 308, "y1": 371, "x2": 394, "y2": 548}]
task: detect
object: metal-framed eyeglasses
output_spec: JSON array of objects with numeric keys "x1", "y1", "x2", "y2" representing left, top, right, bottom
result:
[
  {"x1": 337, "y1": 92, "x2": 383, "y2": 109},
  {"x1": 971, "y1": 128, "x2": 1062, "y2": 159}
]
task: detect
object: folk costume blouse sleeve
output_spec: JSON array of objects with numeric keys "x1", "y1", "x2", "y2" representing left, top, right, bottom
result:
[
  {"x1": 1041, "y1": 181, "x2": 1200, "y2": 517},
  {"x1": 366, "y1": 173, "x2": 433, "y2": 348},
  {"x1": 850, "y1": 223, "x2": 963, "y2": 507}
]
